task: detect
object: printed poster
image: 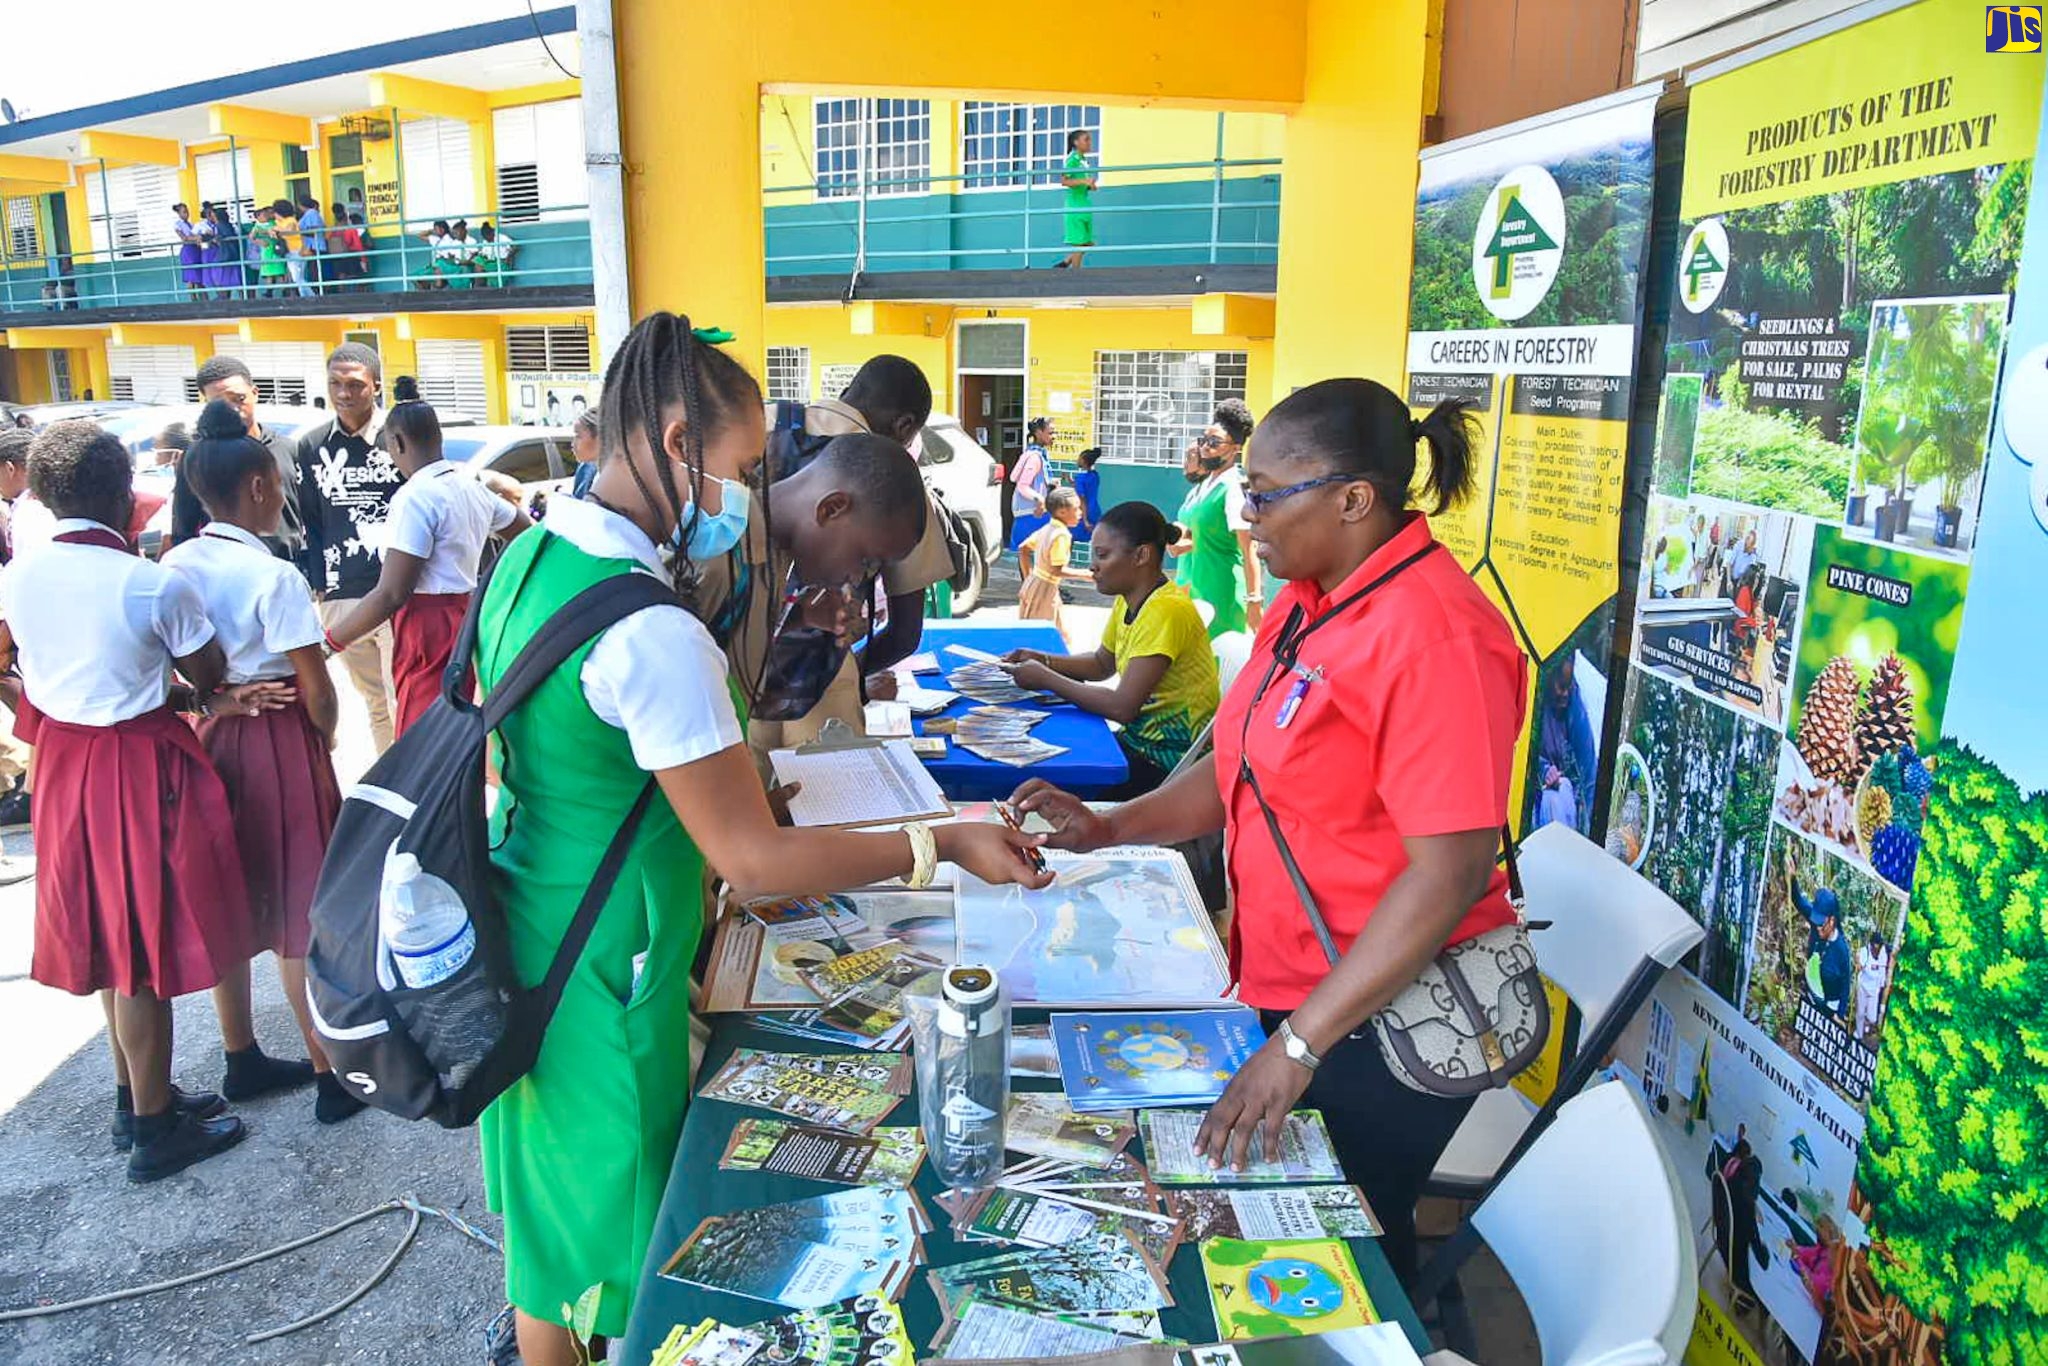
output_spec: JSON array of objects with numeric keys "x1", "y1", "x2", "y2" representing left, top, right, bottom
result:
[
  {"x1": 1832, "y1": 76, "x2": 2048, "y2": 1366},
  {"x1": 1406, "y1": 86, "x2": 1659, "y2": 843},
  {"x1": 1607, "y1": 4, "x2": 2042, "y2": 1363}
]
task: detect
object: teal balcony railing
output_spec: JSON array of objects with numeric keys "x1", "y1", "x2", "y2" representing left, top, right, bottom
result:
[
  {"x1": 0, "y1": 204, "x2": 592, "y2": 316},
  {"x1": 764, "y1": 156, "x2": 1282, "y2": 277}
]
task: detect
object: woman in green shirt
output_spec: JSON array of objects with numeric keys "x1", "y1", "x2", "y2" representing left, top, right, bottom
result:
[
  {"x1": 1172, "y1": 397, "x2": 1264, "y2": 638},
  {"x1": 1057, "y1": 129, "x2": 1097, "y2": 269},
  {"x1": 478, "y1": 313, "x2": 1050, "y2": 1366},
  {"x1": 1002, "y1": 501, "x2": 1218, "y2": 796}
]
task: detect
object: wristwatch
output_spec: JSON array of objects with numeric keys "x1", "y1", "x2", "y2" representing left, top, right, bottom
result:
[{"x1": 1277, "y1": 1018, "x2": 1323, "y2": 1072}]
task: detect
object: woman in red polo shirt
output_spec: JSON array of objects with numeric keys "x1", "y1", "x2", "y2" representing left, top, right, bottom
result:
[{"x1": 1013, "y1": 377, "x2": 1526, "y2": 1286}]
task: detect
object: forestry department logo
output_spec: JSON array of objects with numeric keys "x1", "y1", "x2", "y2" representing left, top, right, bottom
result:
[
  {"x1": 1987, "y1": 6, "x2": 2043, "y2": 51},
  {"x1": 1470, "y1": 164, "x2": 1566, "y2": 321},
  {"x1": 1679, "y1": 218, "x2": 1731, "y2": 314}
]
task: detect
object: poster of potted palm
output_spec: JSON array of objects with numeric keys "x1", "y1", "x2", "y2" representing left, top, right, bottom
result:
[{"x1": 1845, "y1": 296, "x2": 2007, "y2": 558}]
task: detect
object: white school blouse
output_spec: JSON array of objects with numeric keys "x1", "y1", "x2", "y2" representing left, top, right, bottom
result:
[
  {"x1": 529, "y1": 496, "x2": 743, "y2": 773},
  {"x1": 0, "y1": 519, "x2": 215, "y2": 725},
  {"x1": 161, "y1": 522, "x2": 325, "y2": 683},
  {"x1": 383, "y1": 460, "x2": 517, "y2": 594}
]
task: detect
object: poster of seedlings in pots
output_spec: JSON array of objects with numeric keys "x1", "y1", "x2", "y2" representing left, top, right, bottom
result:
[
  {"x1": 1633, "y1": 494, "x2": 1813, "y2": 731},
  {"x1": 1772, "y1": 527, "x2": 1968, "y2": 892},
  {"x1": 1610, "y1": 6, "x2": 2042, "y2": 1364},
  {"x1": 1840, "y1": 295, "x2": 2006, "y2": 560},
  {"x1": 1743, "y1": 825, "x2": 1907, "y2": 1105}
]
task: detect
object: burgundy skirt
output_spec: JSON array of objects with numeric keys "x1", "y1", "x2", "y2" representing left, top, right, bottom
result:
[
  {"x1": 30, "y1": 706, "x2": 252, "y2": 998},
  {"x1": 196, "y1": 695, "x2": 341, "y2": 960},
  {"x1": 391, "y1": 591, "x2": 470, "y2": 738}
]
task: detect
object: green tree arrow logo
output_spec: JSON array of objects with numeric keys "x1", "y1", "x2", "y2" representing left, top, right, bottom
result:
[
  {"x1": 1678, "y1": 218, "x2": 1731, "y2": 315},
  {"x1": 1482, "y1": 185, "x2": 1560, "y2": 298}
]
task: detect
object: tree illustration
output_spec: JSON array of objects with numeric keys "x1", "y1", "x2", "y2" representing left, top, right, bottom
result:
[{"x1": 1859, "y1": 742, "x2": 2048, "y2": 1363}]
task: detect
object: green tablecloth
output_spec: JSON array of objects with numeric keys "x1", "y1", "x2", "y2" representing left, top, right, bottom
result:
[{"x1": 615, "y1": 1013, "x2": 1429, "y2": 1364}]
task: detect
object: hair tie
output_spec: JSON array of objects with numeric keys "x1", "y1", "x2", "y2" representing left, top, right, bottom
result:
[
  {"x1": 1409, "y1": 417, "x2": 1426, "y2": 441},
  {"x1": 692, "y1": 326, "x2": 735, "y2": 345}
]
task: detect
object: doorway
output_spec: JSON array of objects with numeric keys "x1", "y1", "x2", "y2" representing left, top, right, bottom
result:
[{"x1": 956, "y1": 319, "x2": 1029, "y2": 544}]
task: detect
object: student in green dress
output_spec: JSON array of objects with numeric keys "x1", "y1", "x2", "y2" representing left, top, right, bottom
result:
[
  {"x1": 476, "y1": 312, "x2": 1051, "y2": 1366},
  {"x1": 1171, "y1": 397, "x2": 1264, "y2": 638},
  {"x1": 1002, "y1": 501, "x2": 1218, "y2": 796},
  {"x1": 1057, "y1": 129, "x2": 1097, "y2": 269}
]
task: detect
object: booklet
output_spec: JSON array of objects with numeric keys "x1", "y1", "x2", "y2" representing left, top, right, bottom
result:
[
  {"x1": 1139, "y1": 1109, "x2": 1344, "y2": 1185},
  {"x1": 1052, "y1": 1008, "x2": 1266, "y2": 1111},
  {"x1": 719, "y1": 1118, "x2": 927, "y2": 1188},
  {"x1": 1006, "y1": 1093, "x2": 1139, "y2": 1165},
  {"x1": 745, "y1": 1296, "x2": 917, "y2": 1366},
  {"x1": 697, "y1": 1048, "x2": 913, "y2": 1135},
  {"x1": 930, "y1": 1229, "x2": 1174, "y2": 1316},
  {"x1": 1168, "y1": 1186, "x2": 1381, "y2": 1242},
  {"x1": 660, "y1": 1190, "x2": 928, "y2": 1309},
  {"x1": 1199, "y1": 1237, "x2": 1377, "y2": 1339},
  {"x1": 928, "y1": 1291, "x2": 1158, "y2": 1360},
  {"x1": 649, "y1": 1319, "x2": 768, "y2": 1366}
]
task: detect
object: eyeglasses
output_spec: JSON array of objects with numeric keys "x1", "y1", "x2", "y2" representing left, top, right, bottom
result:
[
  {"x1": 1242, "y1": 471, "x2": 1362, "y2": 514},
  {"x1": 1193, "y1": 434, "x2": 1227, "y2": 449}
]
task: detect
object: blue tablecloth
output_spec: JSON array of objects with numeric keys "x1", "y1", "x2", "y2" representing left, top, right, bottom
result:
[{"x1": 910, "y1": 620, "x2": 1129, "y2": 801}]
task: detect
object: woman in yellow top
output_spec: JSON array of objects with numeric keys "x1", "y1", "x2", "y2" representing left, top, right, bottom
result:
[
  {"x1": 1004, "y1": 501, "x2": 1219, "y2": 797},
  {"x1": 1015, "y1": 487, "x2": 1089, "y2": 632}
]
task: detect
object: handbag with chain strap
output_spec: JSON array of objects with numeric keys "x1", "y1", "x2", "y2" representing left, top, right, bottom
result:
[{"x1": 1233, "y1": 541, "x2": 1549, "y2": 1097}]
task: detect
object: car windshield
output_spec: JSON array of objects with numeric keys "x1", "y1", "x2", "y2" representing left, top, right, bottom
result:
[{"x1": 440, "y1": 437, "x2": 489, "y2": 464}]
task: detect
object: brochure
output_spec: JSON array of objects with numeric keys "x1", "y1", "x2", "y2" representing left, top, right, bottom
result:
[
  {"x1": 719, "y1": 1118, "x2": 927, "y2": 1188},
  {"x1": 1169, "y1": 1187, "x2": 1381, "y2": 1242},
  {"x1": 1199, "y1": 1237, "x2": 1377, "y2": 1340},
  {"x1": 697, "y1": 1048, "x2": 913, "y2": 1135},
  {"x1": 1006, "y1": 1093, "x2": 1139, "y2": 1165},
  {"x1": 1051, "y1": 1009, "x2": 1265, "y2": 1111},
  {"x1": 1139, "y1": 1109, "x2": 1344, "y2": 1185},
  {"x1": 745, "y1": 1296, "x2": 918, "y2": 1366}
]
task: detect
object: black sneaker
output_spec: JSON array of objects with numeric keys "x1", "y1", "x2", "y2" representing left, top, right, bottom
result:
[
  {"x1": 113, "y1": 1085, "x2": 228, "y2": 1152},
  {"x1": 0, "y1": 787, "x2": 30, "y2": 830},
  {"x1": 221, "y1": 1046, "x2": 317, "y2": 1102},
  {"x1": 127, "y1": 1110, "x2": 247, "y2": 1183}
]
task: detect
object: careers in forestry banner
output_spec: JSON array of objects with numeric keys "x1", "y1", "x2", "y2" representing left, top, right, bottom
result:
[
  {"x1": 1609, "y1": 3, "x2": 2044, "y2": 1363},
  {"x1": 1404, "y1": 86, "x2": 1660, "y2": 848}
]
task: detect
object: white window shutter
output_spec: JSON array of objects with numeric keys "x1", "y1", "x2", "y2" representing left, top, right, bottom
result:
[
  {"x1": 107, "y1": 345, "x2": 198, "y2": 405},
  {"x1": 415, "y1": 338, "x2": 489, "y2": 419}
]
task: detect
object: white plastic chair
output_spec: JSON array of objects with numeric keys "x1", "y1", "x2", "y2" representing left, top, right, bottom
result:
[
  {"x1": 1429, "y1": 824, "x2": 1704, "y2": 1199},
  {"x1": 1418, "y1": 1081, "x2": 1696, "y2": 1365},
  {"x1": 1211, "y1": 630, "x2": 1253, "y2": 694}
]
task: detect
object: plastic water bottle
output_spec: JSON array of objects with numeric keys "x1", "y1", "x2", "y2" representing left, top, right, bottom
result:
[
  {"x1": 913, "y1": 965, "x2": 1010, "y2": 1190},
  {"x1": 380, "y1": 852, "x2": 502, "y2": 1089},
  {"x1": 382, "y1": 853, "x2": 476, "y2": 988}
]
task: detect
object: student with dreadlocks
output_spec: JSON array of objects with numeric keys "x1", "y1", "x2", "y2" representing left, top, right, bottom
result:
[
  {"x1": 321, "y1": 400, "x2": 530, "y2": 736},
  {"x1": 472, "y1": 312, "x2": 1049, "y2": 1366},
  {"x1": 163, "y1": 399, "x2": 364, "y2": 1124},
  {"x1": 0, "y1": 421, "x2": 281, "y2": 1180}
]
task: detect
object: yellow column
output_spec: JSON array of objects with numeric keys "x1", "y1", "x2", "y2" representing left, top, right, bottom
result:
[{"x1": 1270, "y1": 0, "x2": 1433, "y2": 400}]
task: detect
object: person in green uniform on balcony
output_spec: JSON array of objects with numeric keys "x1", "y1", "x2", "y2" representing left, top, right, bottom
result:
[
  {"x1": 1057, "y1": 128, "x2": 1097, "y2": 269},
  {"x1": 1172, "y1": 397, "x2": 1264, "y2": 638},
  {"x1": 475, "y1": 312, "x2": 1051, "y2": 1366}
]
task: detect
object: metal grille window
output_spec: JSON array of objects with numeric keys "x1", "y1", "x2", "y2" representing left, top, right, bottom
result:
[
  {"x1": 813, "y1": 98, "x2": 930, "y2": 199},
  {"x1": 818, "y1": 363, "x2": 859, "y2": 401},
  {"x1": 4, "y1": 197, "x2": 38, "y2": 260},
  {"x1": 505, "y1": 325, "x2": 593, "y2": 372},
  {"x1": 766, "y1": 346, "x2": 811, "y2": 403},
  {"x1": 962, "y1": 103, "x2": 1101, "y2": 189},
  {"x1": 1092, "y1": 350, "x2": 1249, "y2": 467}
]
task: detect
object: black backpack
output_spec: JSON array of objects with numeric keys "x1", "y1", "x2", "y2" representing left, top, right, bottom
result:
[{"x1": 304, "y1": 563, "x2": 673, "y2": 1128}]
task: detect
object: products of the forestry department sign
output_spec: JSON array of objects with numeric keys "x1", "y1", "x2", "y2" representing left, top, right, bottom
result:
[
  {"x1": 1987, "y1": 6, "x2": 2043, "y2": 52},
  {"x1": 1470, "y1": 164, "x2": 1566, "y2": 321},
  {"x1": 1680, "y1": 218, "x2": 1731, "y2": 314}
]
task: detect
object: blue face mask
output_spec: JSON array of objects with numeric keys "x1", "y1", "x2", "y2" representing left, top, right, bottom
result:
[{"x1": 665, "y1": 472, "x2": 752, "y2": 561}]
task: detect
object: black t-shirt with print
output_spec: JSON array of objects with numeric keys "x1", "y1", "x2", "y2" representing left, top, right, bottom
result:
[{"x1": 296, "y1": 412, "x2": 401, "y2": 600}]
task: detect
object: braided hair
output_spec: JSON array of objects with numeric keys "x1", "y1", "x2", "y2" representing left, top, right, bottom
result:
[{"x1": 596, "y1": 312, "x2": 762, "y2": 612}]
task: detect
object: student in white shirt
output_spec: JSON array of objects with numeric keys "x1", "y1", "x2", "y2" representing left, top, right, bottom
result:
[
  {"x1": 163, "y1": 400, "x2": 363, "y2": 1126},
  {"x1": 323, "y1": 400, "x2": 531, "y2": 735},
  {"x1": 0, "y1": 421, "x2": 276, "y2": 1182}
]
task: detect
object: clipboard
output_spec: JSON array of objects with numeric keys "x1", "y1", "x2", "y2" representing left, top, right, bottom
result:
[{"x1": 771, "y1": 732, "x2": 953, "y2": 829}]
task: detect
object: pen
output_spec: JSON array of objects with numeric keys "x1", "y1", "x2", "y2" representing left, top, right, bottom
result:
[{"x1": 995, "y1": 800, "x2": 1050, "y2": 875}]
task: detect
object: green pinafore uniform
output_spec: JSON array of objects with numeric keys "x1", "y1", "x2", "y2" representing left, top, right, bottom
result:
[
  {"x1": 476, "y1": 527, "x2": 706, "y2": 1338},
  {"x1": 1176, "y1": 473, "x2": 1247, "y2": 639}
]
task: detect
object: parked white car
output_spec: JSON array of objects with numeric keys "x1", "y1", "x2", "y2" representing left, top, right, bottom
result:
[{"x1": 915, "y1": 415, "x2": 1003, "y2": 615}]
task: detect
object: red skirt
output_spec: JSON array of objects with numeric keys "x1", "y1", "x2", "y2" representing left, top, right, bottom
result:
[
  {"x1": 391, "y1": 591, "x2": 470, "y2": 738},
  {"x1": 30, "y1": 706, "x2": 253, "y2": 998},
  {"x1": 197, "y1": 695, "x2": 342, "y2": 959}
]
